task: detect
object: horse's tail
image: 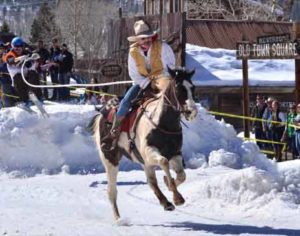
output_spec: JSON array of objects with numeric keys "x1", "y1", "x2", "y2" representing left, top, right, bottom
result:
[
  {"x1": 88, "y1": 113, "x2": 103, "y2": 151},
  {"x1": 86, "y1": 114, "x2": 100, "y2": 133}
]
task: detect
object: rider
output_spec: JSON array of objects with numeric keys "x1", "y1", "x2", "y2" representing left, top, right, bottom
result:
[
  {"x1": 4, "y1": 36, "x2": 42, "y2": 106},
  {"x1": 102, "y1": 20, "x2": 176, "y2": 149},
  {"x1": 0, "y1": 40, "x2": 16, "y2": 107}
]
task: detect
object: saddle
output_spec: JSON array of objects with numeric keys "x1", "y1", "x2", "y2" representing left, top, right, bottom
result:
[
  {"x1": 99, "y1": 90, "x2": 157, "y2": 155},
  {"x1": 103, "y1": 98, "x2": 144, "y2": 134}
]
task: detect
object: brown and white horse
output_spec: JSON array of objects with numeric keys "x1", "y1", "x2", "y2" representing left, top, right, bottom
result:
[{"x1": 90, "y1": 67, "x2": 198, "y2": 220}]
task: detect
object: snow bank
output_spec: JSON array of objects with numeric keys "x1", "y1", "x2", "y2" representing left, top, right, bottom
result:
[
  {"x1": 0, "y1": 105, "x2": 101, "y2": 175},
  {"x1": 0, "y1": 103, "x2": 299, "y2": 215},
  {"x1": 0, "y1": 103, "x2": 275, "y2": 175},
  {"x1": 183, "y1": 105, "x2": 276, "y2": 173}
]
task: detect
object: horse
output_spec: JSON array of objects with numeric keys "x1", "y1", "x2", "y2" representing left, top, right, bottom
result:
[{"x1": 90, "y1": 67, "x2": 198, "y2": 220}]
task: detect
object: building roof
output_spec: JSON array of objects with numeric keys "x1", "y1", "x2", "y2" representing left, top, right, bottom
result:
[{"x1": 186, "y1": 20, "x2": 293, "y2": 49}]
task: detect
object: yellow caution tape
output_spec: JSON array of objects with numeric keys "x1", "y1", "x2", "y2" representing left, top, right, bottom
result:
[{"x1": 207, "y1": 110, "x2": 300, "y2": 129}]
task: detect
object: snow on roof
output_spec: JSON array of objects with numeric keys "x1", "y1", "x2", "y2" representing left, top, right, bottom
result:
[{"x1": 186, "y1": 43, "x2": 295, "y2": 87}]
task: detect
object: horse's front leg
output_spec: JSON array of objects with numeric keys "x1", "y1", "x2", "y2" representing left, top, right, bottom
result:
[
  {"x1": 144, "y1": 166, "x2": 175, "y2": 211},
  {"x1": 164, "y1": 155, "x2": 186, "y2": 205},
  {"x1": 100, "y1": 152, "x2": 121, "y2": 221},
  {"x1": 144, "y1": 146, "x2": 185, "y2": 206},
  {"x1": 165, "y1": 155, "x2": 186, "y2": 187}
]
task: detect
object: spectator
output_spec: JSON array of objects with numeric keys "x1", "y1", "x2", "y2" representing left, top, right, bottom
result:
[
  {"x1": 282, "y1": 103, "x2": 298, "y2": 159},
  {"x1": 3, "y1": 36, "x2": 42, "y2": 107},
  {"x1": 35, "y1": 40, "x2": 50, "y2": 100},
  {"x1": 49, "y1": 38, "x2": 61, "y2": 100},
  {"x1": 293, "y1": 103, "x2": 300, "y2": 159},
  {"x1": 262, "y1": 97, "x2": 275, "y2": 157},
  {"x1": 0, "y1": 41, "x2": 16, "y2": 107},
  {"x1": 251, "y1": 94, "x2": 267, "y2": 149},
  {"x1": 267, "y1": 100, "x2": 286, "y2": 162},
  {"x1": 57, "y1": 43, "x2": 73, "y2": 101},
  {"x1": 99, "y1": 85, "x2": 110, "y2": 104},
  {"x1": 84, "y1": 78, "x2": 99, "y2": 105}
]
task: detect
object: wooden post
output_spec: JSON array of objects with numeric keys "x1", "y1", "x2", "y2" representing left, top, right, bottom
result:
[
  {"x1": 152, "y1": 0, "x2": 155, "y2": 15},
  {"x1": 170, "y1": 0, "x2": 173, "y2": 13},
  {"x1": 144, "y1": 0, "x2": 147, "y2": 15},
  {"x1": 181, "y1": 12, "x2": 186, "y2": 67},
  {"x1": 242, "y1": 59, "x2": 250, "y2": 138},
  {"x1": 293, "y1": 22, "x2": 300, "y2": 104},
  {"x1": 118, "y1": 7, "x2": 122, "y2": 18},
  {"x1": 160, "y1": 0, "x2": 163, "y2": 15},
  {"x1": 148, "y1": 0, "x2": 151, "y2": 15}
]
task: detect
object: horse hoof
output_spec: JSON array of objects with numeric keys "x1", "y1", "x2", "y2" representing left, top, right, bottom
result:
[
  {"x1": 164, "y1": 202, "x2": 175, "y2": 211},
  {"x1": 174, "y1": 194, "x2": 185, "y2": 206}
]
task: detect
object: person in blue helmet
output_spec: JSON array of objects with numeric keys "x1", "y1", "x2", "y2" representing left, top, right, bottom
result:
[{"x1": 3, "y1": 36, "x2": 42, "y2": 106}]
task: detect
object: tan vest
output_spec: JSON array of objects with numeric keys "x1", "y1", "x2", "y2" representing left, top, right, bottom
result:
[{"x1": 129, "y1": 40, "x2": 164, "y2": 79}]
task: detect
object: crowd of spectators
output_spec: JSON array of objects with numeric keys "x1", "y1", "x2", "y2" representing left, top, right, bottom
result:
[
  {"x1": 251, "y1": 95, "x2": 300, "y2": 162},
  {"x1": 0, "y1": 36, "x2": 74, "y2": 108}
]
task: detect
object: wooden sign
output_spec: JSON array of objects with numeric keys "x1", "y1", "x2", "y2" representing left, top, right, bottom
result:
[
  {"x1": 101, "y1": 64, "x2": 122, "y2": 77},
  {"x1": 236, "y1": 42, "x2": 298, "y2": 59},
  {"x1": 257, "y1": 34, "x2": 290, "y2": 44}
]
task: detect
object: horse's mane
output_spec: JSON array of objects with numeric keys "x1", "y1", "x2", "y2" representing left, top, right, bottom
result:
[{"x1": 153, "y1": 76, "x2": 179, "y2": 108}]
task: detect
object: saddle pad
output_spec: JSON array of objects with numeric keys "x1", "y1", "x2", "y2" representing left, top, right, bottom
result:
[
  {"x1": 120, "y1": 108, "x2": 139, "y2": 133},
  {"x1": 106, "y1": 109, "x2": 116, "y2": 123}
]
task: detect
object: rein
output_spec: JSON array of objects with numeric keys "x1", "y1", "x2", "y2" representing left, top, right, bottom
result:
[{"x1": 141, "y1": 78, "x2": 183, "y2": 135}]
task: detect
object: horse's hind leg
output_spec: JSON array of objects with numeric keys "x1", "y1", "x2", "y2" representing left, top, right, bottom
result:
[
  {"x1": 144, "y1": 166, "x2": 175, "y2": 211},
  {"x1": 101, "y1": 153, "x2": 121, "y2": 220},
  {"x1": 144, "y1": 146, "x2": 185, "y2": 207}
]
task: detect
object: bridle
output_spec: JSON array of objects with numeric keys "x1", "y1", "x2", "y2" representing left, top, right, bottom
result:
[
  {"x1": 163, "y1": 77, "x2": 195, "y2": 118},
  {"x1": 141, "y1": 77, "x2": 195, "y2": 135}
]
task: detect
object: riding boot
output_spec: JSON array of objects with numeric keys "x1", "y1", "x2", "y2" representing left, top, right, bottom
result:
[{"x1": 101, "y1": 115, "x2": 123, "y2": 151}]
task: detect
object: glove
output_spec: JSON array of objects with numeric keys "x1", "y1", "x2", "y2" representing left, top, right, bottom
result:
[{"x1": 14, "y1": 55, "x2": 28, "y2": 63}]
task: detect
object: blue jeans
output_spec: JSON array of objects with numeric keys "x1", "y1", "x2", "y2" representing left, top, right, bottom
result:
[
  {"x1": 50, "y1": 70, "x2": 59, "y2": 99},
  {"x1": 116, "y1": 84, "x2": 140, "y2": 118},
  {"x1": 58, "y1": 72, "x2": 70, "y2": 100},
  {"x1": 295, "y1": 132, "x2": 300, "y2": 157}
]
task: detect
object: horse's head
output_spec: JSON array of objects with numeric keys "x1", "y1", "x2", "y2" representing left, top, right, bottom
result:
[{"x1": 168, "y1": 66, "x2": 198, "y2": 121}]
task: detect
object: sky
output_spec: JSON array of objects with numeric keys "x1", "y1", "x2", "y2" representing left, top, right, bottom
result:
[{"x1": 0, "y1": 45, "x2": 300, "y2": 235}]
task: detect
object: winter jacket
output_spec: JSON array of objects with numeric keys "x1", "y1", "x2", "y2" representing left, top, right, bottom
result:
[
  {"x1": 58, "y1": 50, "x2": 73, "y2": 74},
  {"x1": 251, "y1": 103, "x2": 267, "y2": 130}
]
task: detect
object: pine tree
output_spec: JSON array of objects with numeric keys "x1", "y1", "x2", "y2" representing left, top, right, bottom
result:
[
  {"x1": 29, "y1": 3, "x2": 61, "y2": 44},
  {"x1": 30, "y1": 19, "x2": 42, "y2": 43},
  {"x1": 1, "y1": 20, "x2": 10, "y2": 33}
]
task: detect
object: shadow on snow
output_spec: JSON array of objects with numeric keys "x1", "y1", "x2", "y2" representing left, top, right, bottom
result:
[
  {"x1": 89, "y1": 180, "x2": 147, "y2": 188},
  {"x1": 143, "y1": 221, "x2": 300, "y2": 235}
]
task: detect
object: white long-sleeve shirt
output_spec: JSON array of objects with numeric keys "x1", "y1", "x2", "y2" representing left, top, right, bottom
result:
[{"x1": 128, "y1": 42, "x2": 176, "y2": 89}]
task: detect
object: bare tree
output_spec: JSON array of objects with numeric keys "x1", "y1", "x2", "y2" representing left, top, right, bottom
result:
[
  {"x1": 56, "y1": 0, "x2": 117, "y2": 79},
  {"x1": 56, "y1": 0, "x2": 87, "y2": 68},
  {"x1": 188, "y1": 0, "x2": 283, "y2": 21}
]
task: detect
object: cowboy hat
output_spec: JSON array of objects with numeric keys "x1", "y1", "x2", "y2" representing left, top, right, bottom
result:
[{"x1": 127, "y1": 20, "x2": 159, "y2": 42}]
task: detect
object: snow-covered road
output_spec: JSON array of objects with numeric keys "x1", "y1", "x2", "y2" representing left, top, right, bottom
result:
[{"x1": 1, "y1": 168, "x2": 299, "y2": 236}]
